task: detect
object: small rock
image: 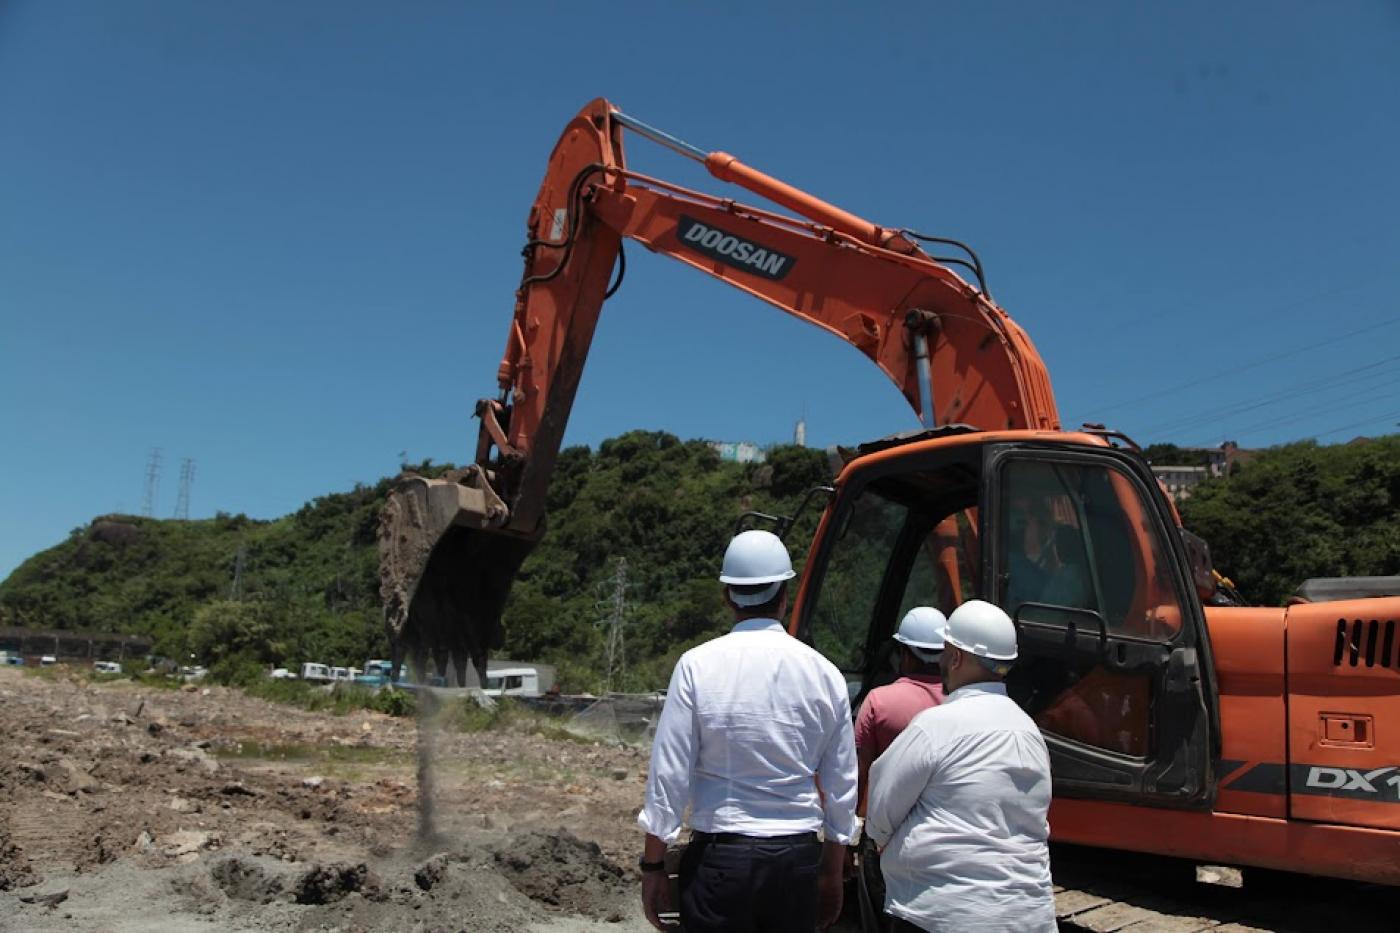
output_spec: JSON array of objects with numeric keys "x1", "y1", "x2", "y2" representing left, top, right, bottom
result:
[
  {"x1": 160, "y1": 829, "x2": 220, "y2": 857},
  {"x1": 134, "y1": 831, "x2": 155, "y2": 853},
  {"x1": 167, "y1": 747, "x2": 220, "y2": 775},
  {"x1": 169, "y1": 797, "x2": 196, "y2": 813},
  {"x1": 146, "y1": 721, "x2": 164, "y2": 736},
  {"x1": 302, "y1": 776, "x2": 325, "y2": 789},
  {"x1": 610, "y1": 768, "x2": 629, "y2": 781},
  {"x1": 220, "y1": 782, "x2": 257, "y2": 797},
  {"x1": 57, "y1": 758, "x2": 98, "y2": 793},
  {"x1": 110, "y1": 712, "x2": 134, "y2": 725},
  {"x1": 181, "y1": 684, "x2": 198, "y2": 693},
  {"x1": 18, "y1": 889, "x2": 68, "y2": 908}
]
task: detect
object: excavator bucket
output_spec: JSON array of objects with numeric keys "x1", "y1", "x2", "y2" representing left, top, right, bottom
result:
[{"x1": 377, "y1": 467, "x2": 540, "y2": 687}]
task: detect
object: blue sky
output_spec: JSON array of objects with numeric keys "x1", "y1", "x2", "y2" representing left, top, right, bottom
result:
[{"x1": 3, "y1": 1, "x2": 1398, "y2": 578}]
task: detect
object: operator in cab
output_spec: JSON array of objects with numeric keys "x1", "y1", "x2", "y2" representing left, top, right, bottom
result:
[
  {"x1": 867, "y1": 600, "x2": 1055, "y2": 932},
  {"x1": 637, "y1": 530, "x2": 858, "y2": 932}
]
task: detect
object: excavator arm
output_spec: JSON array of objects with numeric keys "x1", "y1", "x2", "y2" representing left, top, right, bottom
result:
[{"x1": 378, "y1": 98, "x2": 1060, "y2": 685}]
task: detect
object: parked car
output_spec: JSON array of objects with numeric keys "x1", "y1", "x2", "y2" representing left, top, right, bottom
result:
[
  {"x1": 355, "y1": 659, "x2": 413, "y2": 689},
  {"x1": 180, "y1": 665, "x2": 208, "y2": 681},
  {"x1": 39, "y1": 655, "x2": 57, "y2": 666},
  {"x1": 300, "y1": 662, "x2": 331, "y2": 683},
  {"x1": 481, "y1": 667, "x2": 542, "y2": 698},
  {"x1": 93, "y1": 661, "x2": 123, "y2": 674},
  {"x1": 269, "y1": 668, "x2": 297, "y2": 680},
  {"x1": 0, "y1": 651, "x2": 24, "y2": 666}
]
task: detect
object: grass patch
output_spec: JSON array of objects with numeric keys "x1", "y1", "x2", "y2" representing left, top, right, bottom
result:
[
  {"x1": 127, "y1": 671, "x2": 184, "y2": 690},
  {"x1": 443, "y1": 697, "x2": 592, "y2": 744},
  {"x1": 241, "y1": 678, "x2": 417, "y2": 717}
]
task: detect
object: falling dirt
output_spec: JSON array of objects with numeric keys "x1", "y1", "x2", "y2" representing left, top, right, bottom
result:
[{"x1": 0, "y1": 667, "x2": 652, "y2": 932}]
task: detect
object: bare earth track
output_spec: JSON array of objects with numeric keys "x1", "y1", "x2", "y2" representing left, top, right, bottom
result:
[{"x1": 2, "y1": 667, "x2": 1395, "y2": 932}]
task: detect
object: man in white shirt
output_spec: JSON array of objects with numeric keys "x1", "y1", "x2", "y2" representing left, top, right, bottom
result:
[
  {"x1": 637, "y1": 529, "x2": 859, "y2": 932},
  {"x1": 867, "y1": 599, "x2": 1055, "y2": 933}
]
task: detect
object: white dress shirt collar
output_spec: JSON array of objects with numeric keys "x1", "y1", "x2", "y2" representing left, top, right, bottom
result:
[
  {"x1": 944, "y1": 680, "x2": 1008, "y2": 702},
  {"x1": 731, "y1": 617, "x2": 784, "y2": 633}
]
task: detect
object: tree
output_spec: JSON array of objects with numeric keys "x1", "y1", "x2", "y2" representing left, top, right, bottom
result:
[{"x1": 187, "y1": 600, "x2": 276, "y2": 664}]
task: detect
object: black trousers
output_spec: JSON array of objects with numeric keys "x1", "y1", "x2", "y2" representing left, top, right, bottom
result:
[{"x1": 678, "y1": 833, "x2": 823, "y2": 933}]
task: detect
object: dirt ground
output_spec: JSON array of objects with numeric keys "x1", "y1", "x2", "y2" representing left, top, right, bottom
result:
[
  {"x1": 0, "y1": 667, "x2": 654, "y2": 932},
  {"x1": 5, "y1": 666, "x2": 1399, "y2": 933}
]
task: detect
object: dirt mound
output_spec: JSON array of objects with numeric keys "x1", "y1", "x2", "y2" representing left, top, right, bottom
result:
[
  {"x1": 493, "y1": 829, "x2": 628, "y2": 920},
  {"x1": 208, "y1": 856, "x2": 285, "y2": 903},
  {"x1": 292, "y1": 861, "x2": 380, "y2": 904},
  {"x1": 413, "y1": 853, "x2": 448, "y2": 891}
]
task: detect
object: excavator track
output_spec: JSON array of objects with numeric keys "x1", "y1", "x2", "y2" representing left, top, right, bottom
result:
[{"x1": 1049, "y1": 844, "x2": 1399, "y2": 932}]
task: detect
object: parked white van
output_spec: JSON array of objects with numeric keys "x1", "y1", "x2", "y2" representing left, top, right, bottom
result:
[
  {"x1": 481, "y1": 667, "x2": 541, "y2": 697},
  {"x1": 300, "y1": 663, "x2": 331, "y2": 683}
]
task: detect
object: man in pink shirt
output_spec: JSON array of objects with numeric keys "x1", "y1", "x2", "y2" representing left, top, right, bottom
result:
[
  {"x1": 855, "y1": 606, "x2": 949, "y2": 789},
  {"x1": 851, "y1": 607, "x2": 947, "y2": 928}
]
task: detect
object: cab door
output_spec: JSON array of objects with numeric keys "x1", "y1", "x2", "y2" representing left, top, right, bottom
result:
[{"x1": 986, "y1": 444, "x2": 1218, "y2": 807}]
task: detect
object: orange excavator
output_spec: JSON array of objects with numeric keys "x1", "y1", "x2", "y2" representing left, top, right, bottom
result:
[{"x1": 378, "y1": 99, "x2": 1400, "y2": 885}]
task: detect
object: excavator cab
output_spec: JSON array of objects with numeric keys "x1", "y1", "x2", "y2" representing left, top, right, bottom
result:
[{"x1": 796, "y1": 432, "x2": 1219, "y2": 809}]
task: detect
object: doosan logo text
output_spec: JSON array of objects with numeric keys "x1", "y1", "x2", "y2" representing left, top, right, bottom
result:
[{"x1": 676, "y1": 217, "x2": 795, "y2": 281}]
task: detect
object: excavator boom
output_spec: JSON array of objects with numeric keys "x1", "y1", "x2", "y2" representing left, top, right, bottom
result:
[{"x1": 378, "y1": 98, "x2": 1059, "y2": 684}]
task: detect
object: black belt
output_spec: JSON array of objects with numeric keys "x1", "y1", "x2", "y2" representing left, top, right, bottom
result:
[{"x1": 691, "y1": 831, "x2": 820, "y2": 845}]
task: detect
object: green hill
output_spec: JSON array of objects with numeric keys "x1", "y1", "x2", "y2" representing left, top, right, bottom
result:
[
  {"x1": 0, "y1": 432, "x2": 829, "y2": 691},
  {"x1": 2, "y1": 431, "x2": 1394, "y2": 692}
]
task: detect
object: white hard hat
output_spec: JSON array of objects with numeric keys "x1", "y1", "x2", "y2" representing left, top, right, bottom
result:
[
  {"x1": 720, "y1": 530, "x2": 796, "y2": 606},
  {"x1": 893, "y1": 607, "x2": 947, "y2": 662},
  {"x1": 944, "y1": 599, "x2": 1018, "y2": 662}
]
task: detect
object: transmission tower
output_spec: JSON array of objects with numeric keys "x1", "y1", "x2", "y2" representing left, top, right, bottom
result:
[
  {"x1": 141, "y1": 448, "x2": 163, "y2": 517},
  {"x1": 173, "y1": 458, "x2": 196, "y2": 520},
  {"x1": 595, "y1": 557, "x2": 631, "y2": 693},
  {"x1": 230, "y1": 542, "x2": 247, "y2": 601}
]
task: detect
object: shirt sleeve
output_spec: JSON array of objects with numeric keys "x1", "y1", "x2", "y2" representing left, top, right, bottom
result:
[
  {"x1": 817, "y1": 668, "x2": 859, "y2": 845},
  {"x1": 866, "y1": 718, "x2": 938, "y2": 847},
  {"x1": 637, "y1": 657, "x2": 698, "y2": 843},
  {"x1": 853, "y1": 691, "x2": 877, "y2": 751}
]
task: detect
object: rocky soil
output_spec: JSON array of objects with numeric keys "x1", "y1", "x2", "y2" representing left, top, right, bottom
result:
[{"x1": 0, "y1": 667, "x2": 653, "y2": 932}]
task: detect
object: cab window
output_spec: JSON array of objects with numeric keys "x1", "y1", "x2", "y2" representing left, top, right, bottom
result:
[
  {"x1": 997, "y1": 458, "x2": 1186, "y2": 758},
  {"x1": 997, "y1": 460, "x2": 1182, "y2": 639}
]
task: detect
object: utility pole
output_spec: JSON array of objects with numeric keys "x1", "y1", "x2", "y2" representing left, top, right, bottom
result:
[
  {"x1": 142, "y1": 448, "x2": 163, "y2": 517},
  {"x1": 595, "y1": 557, "x2": 631, "y2": 693},
  {"x1": 173, "y1": 458, "x2": 196, "y2": 520}
]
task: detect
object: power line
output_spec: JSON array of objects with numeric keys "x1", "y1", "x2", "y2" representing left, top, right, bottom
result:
[
  {"x1": 1183, "y1": 388, "x2": 1400, "y2": 445},
  {"x1": 1136, "y1": 355, "x2": 1400, "y2": 437},
  {"x1": 1083, "y1": 315, "x2": 1400, "y2": 419},
  {"x1": 1311, "y1": 410, "x2": 1400, "y2": 441}
]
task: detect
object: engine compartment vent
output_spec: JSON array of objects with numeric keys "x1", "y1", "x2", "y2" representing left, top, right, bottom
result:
[{"x1": 1333, "y1": 618, "x2": 1398, "y2": 668}]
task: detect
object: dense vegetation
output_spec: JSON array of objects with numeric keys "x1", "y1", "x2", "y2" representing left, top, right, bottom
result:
[
  {"x1": 0, "y1": 433, "x2": 828, "y2": 692},
  {"x1": 2, "y1": 432, "x2": 1394, "y2": 691},
  {"x1": 1179, "y1": 436, "x2": 1399, "y2": 604}
]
